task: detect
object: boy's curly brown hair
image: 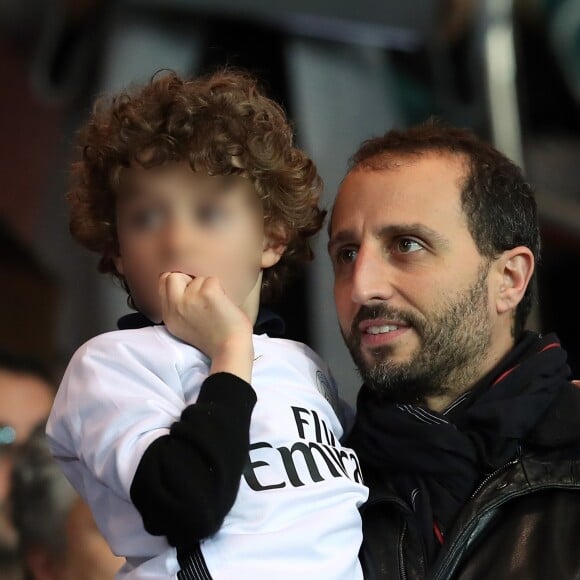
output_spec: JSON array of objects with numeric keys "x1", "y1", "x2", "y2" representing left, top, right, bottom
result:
[{"x1": 68, "y1": 68, "x2": 325, "y2": 304}]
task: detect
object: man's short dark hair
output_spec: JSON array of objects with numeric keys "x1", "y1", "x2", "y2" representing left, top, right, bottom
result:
[{"x1": 348, "y1": 118, "x2": 540, "y2": 338}]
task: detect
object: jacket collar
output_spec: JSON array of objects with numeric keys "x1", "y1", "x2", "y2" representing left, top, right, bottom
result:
[{"x1": 526, "y1": 381, "x2": 580, "y2": 448}]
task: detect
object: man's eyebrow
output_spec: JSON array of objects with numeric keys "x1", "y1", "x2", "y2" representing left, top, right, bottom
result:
[
  {"x1": 328, "y1": 223, "x2": 450, "y2": 252},
  {"x1": 327, "y1": 230, "x2": 357, "y2": 253},
  {"x1": 379, "y1": 223, "x2": 450, "y2": 247}
]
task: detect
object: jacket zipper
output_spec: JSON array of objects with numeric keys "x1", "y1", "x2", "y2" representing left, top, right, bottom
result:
[
  {"x1": 399, "y1": 522, "x2": 408, "y2": 580},
  {"x1": 469, "y1": 458, "x2": 519, "y2": 499},
  {"x1": 430, "y1": 458, "x2": 520, "y2": 580}
]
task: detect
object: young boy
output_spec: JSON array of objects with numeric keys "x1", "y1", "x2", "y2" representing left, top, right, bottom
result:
[{"x1": 46, "y1": 70, "x2": 368, "y2": 579}]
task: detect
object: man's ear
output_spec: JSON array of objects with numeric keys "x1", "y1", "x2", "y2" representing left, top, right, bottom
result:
[
  {"x1": 494, "y1": 246, "x2": 534, "y2": 314},
  {"x1": 261, "y1": 225, "x2": 288, "y2": 269}
]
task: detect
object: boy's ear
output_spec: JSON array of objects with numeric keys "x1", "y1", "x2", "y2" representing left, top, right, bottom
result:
[
  {"x1": 261, "y1": 225, "x2": 288, "y2": 269},
  {"x1": 494, "y1": 246, "x2": 534, "y2": 314}
]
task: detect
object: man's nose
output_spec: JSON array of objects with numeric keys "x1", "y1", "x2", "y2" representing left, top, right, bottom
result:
[{"x1": 350, "y1": 244, "x2": 395, "y2": 305}]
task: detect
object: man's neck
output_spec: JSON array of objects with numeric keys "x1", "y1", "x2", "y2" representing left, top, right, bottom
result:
[{"x1": 424, "y1": 335, "x2": 516, "y2": 413}]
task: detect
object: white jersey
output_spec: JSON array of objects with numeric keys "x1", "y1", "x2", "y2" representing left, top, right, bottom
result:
[{"x1": 47, "y1": 326, "x2": 368, "y2": 579}]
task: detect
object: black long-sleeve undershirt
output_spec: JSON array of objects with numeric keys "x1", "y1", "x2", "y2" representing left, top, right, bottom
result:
[{"x1": 129, "y1": 372, "x2": 256, "y2": 549}]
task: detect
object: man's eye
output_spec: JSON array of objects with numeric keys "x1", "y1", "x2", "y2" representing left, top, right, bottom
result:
[
  {"x1": 335, "y1": 247, "x2": 358, "y2": 264},
  {"x1": 397, "y1": 238, "x2": 423, "y2": 253},
  {"x1": 196, "y1": 204, "x2": 227, "y2": 225}
]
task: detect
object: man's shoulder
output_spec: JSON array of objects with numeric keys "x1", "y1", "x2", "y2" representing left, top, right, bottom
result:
[
  {"x1": 527, "y1": 381, "x2": 580, "y2": 450},
  {"x1": 448, "y1": 482, "x2": 580, "y2": 579},
  {"x1": 434, "y1": 450, "x2": 580, "y2": 579}
]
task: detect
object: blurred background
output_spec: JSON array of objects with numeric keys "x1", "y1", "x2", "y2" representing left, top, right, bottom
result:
[{"x1": 1, "y1": 0, "x2": 580, "y2": 407}]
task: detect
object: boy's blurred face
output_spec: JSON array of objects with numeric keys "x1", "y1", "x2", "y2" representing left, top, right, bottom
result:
[{"x1": 113, "y1": 162, "x2": 282, "y2": 323}]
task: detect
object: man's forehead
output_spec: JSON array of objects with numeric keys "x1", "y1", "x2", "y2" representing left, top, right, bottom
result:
[{"x1": 329, "y1": 156, "x2": 468, "y2": 240}]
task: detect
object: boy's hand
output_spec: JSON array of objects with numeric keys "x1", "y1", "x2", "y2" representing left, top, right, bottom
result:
[{"x1": 159, "y1": 272, "x2": 254, "y2": 382}]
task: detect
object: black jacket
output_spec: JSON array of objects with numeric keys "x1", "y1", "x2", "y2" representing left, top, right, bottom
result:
[{"x1": 356, "y1": 384, "x2": 580, "y2": 580}]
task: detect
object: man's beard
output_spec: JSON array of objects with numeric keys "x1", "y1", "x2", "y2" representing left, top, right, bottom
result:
[{"x1": 342, "y1": 263, "x2": 492, "y2": 405}]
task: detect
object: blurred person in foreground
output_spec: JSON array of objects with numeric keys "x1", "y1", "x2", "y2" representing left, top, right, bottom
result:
[
  {"x1": 11, "y1": 422, "x2": 124, "y2": 580},
  {"x1": 0, "y1": 350, "x2": 56, "y2": 578}
]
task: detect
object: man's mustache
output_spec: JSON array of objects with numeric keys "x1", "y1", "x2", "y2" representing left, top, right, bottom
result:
[{"x1": 349, "y1": 304, "x2": 422, "y2": 339}]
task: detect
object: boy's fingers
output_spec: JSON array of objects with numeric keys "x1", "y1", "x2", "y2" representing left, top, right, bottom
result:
[
  {"x1": 162, "y1": 272, "x2": 193, "y2": 305},
  {"x1": 194, "y1": 278, "x2": 229, "y2": 308},
  {"x1": 181, "y1": 276, "x2": 218, "y2": 300},
  {"x1": 161, "y1": 274, "x2": 228, "y2": 322},
  {"x1": 159, "y1": 272, "x2": 171, "y2": 314},
  {"x1": 198, "y1": 276, "x2": 224, "y2": 297}
]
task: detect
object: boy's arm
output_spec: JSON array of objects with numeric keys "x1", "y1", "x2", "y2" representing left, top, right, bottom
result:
[
  {"x1": 130, "y1": 371, "x2": 255, "y2": 547},
  {"x1": 47, "y1": 331, "x2": 256, "y2": 553},
  {"x1": 130, "y1": 272, "x2": 256, "y2": 547}
]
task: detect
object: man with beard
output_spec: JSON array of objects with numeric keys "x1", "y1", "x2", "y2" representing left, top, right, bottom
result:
[{"x1": 328, "y1": 120, "x2": 580, "y2": 579}]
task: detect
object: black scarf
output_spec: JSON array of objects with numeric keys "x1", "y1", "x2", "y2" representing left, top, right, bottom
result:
[{"x1": 349, "y1": 332, "x2": 571, "y2": 562}]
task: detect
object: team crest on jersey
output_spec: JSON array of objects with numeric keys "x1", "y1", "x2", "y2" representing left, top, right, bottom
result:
[{"x1": 316, "y1": 370, "x2": 339, "y2": 412}]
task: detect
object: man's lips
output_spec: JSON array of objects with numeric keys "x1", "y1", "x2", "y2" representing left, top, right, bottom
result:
[
  {"x1": 358, "y1": 319, "x2": 409, "y2": 334},
  {"x1": 357, "y1": 319, "x2": 410, "y2": 346}
]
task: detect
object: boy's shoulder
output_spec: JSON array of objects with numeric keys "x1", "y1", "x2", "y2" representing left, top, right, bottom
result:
[
  {"x1": 253, "y1": 334, "x2": 329, "y2": 373},
  {"x1": 254, "y1": 335, "x2": 347, "y2": 422},
  {"x1": 71, "y1": 325, "x2": 205, "y2": 370},
  {"x1": 80, "y1": 325, "x2": 169, "y2": 350},
  {"x1": 254, "y1": 334, "x2": 317, "y2": 356}
]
